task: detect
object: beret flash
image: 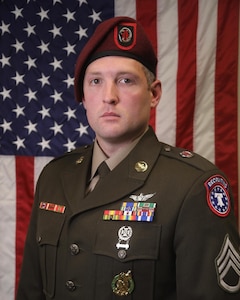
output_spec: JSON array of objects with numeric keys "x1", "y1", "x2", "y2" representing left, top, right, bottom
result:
[{"x1": 74, "y1": 16, "x2": 158, "y2": 102}]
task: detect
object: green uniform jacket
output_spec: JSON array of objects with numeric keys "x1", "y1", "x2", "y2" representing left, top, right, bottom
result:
[{"x1": 17, "y1": 127, "x2": 240, "y2": 299}]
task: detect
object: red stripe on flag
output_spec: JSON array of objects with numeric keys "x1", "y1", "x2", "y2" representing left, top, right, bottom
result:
[
  {"x1": 136, "y1": 0, "x2": 157, "y2": 130},
  {"x1": 176, "y1": 0, "x2": 198, "y2": 150},
  {"x1": 215, "y1": 0, "x2": 239, "y2": 220},
  {"x1": 15, "y1": 156, "x2": 34, "y2": 294}
]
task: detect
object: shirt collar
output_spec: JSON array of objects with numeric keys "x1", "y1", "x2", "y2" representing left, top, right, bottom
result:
[{"x1": 90, "y1": 127, "x2": 149, "y2": 179}]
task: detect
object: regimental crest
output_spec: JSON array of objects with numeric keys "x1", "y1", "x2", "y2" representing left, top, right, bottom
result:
[
  {"x1": 114, "y1": 22, "x2": 136, "y2": 50},
  {"x1": 215, "y1": 235, "x2": 240, "y2": 293},
  {"x1": 204, "y1": 175, "x2": 230, "y2": 217}
]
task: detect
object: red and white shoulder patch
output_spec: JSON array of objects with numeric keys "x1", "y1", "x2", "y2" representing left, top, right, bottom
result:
[{"x1": 204, "y1": 175, "x2": 230, "y2": 217}]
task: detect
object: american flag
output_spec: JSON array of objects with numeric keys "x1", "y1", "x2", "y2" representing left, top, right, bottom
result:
[{"x1": 0, "y1": 0, "x2": 239, "y2": 299}]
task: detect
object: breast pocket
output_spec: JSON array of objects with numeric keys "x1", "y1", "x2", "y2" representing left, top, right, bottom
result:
[
  {"x1": 37, "y1": 210, "x2": 65, "y2": 298},
  {"x1": 93, "y1": 220, "x2": 161, "y2": 299}
]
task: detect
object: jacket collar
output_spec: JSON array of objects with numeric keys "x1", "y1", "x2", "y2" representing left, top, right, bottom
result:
[{"x1": 61, "y1": 127, "x2": 162, "y2": 214}]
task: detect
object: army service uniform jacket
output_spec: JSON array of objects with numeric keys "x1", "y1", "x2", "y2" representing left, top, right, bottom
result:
[{"x1": 17, "y1": 127, "x2": 240, "y2": 300}]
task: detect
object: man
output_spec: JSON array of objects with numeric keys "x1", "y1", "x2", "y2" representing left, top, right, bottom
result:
[{"x1": 17, "y1": 16, "x2": 240, "y2": 299}]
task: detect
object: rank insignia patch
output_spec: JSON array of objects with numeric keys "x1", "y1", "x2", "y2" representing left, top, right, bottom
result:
[
  {"x1": 204, "y1": 175, "x2": 230, "y2": 217},
  {"x1": 215, "y1": 235, "x2": 240, "y2": 293}
]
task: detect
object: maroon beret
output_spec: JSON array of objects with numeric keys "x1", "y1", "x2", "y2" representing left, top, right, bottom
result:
[{"x1": 74, "y1": 16, "x2": 158, "y2": 102}]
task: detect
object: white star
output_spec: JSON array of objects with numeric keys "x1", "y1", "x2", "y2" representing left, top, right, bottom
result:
[
  {"x1": 11, "y1": 6, "x2": 23, "y2": 19},
  {"x1": 89, "y1": 9, "x2": 102, "y2": 24},
  {"x1": 75, "y1": 123, "x2": 89, "y2": 137},
  {"x1": 12, "y1": 39, "x2": 24, "y2": 52},
  {"x1": 24, "y1": 23, "x2": 36, "y2": 37},
  {"x1": 64, "y1": 138, "x2": 76, "y2": 152},
  {"x1": 49, "y1": 24, "x2": 62, "y2": 38},
  {"x1": 64, "y1": 107, "x2": 76, "y2": 120},
  {"x1": 38, "y1": 41, "x2": 50, "y2": 54},
  {"x1": 53, "y1": 0, "x2": 62, "y2": 4},
  {"x1": 63, "y1": 42, "x2": 75, "y2": 56},
  {"x1": 0, "y1": 87, "x2": 11, "y2": 100},
  {"x1": 38, "y1": 106, "x2": 51, "y2": 119},
  {"x1": 63, "y1": 9, "x2": 75, "y2": 22},
  {"x1": 12, "y1": 72, "x2": 25, "y2": 85},
  {"x1": 0, "y1": 119, "x2": 12, "y2": 133},
  {"x1": 50, "y1": 90, "x2": 63, "y2": 103},
  {"x1": 50, "y1": 122, "x2": 63, "y2": 135},
  {"x1": 38, "y1": 137, "x2": 51, "y2": 151},
  {"x1": 0, "y1": 54, "x2": 11, "y2": 67},
  {"x1": 0, "y1": 21, "x2": 10, "y2": 34},
  {"x1": 13, "y1": 136, "x2": 25, "y2": 150},
  {"x1": 13, "y1": 104, "x2": 25, "y2": 117},
  {"x1": 38, "y1": 73, "x2": 50, "y2": 87},
  {"x1": 24, "y1": 56, "x2": 37, "y2": 70},
  {"x1": 24, "y1": 88, "x2": 37, "y2": 102},
  {"x1": 25, "y1": 121, "x2": 37, "y2": 134},
  {"x1": 63, "y1": 74, "x2": 74, "y2": 88},
  {"x1": 78, "y1": 0, "x2": 87, "y2": 6},
  {"x1": 75, "y1": 25, "x2": 88, "y2": 40},
  {"x1": 50, "y1": 57, "x2": 62, "y2": 71},
  {"x1": 37, "y1": 7, "x2": 49, "y2": 21}
]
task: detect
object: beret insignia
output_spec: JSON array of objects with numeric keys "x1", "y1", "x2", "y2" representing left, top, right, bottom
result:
[{"x1": 114, "y1": 23, "x2": 136, "y2": 50}]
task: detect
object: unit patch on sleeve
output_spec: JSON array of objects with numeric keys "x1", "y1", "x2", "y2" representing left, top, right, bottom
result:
[
  {"x1": 215, "y1": 234, "x2": 240, "y2": 293},
  {"x1": 204, "y1": 175, "x2": 230, "y2": 217}
]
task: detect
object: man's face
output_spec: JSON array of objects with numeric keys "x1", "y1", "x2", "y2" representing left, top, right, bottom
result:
[{"x1": 83, "y1": 56, "x2": 161, "y2": 146}]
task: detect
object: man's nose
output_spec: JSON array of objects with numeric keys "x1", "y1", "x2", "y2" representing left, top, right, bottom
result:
[{"x1": 102, "y1": 82, "x2": 119, "y2": 104}]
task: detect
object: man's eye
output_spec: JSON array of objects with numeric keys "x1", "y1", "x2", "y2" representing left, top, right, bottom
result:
[
  {"x1": 90, "y1": 78, "x2": 100, "y2": 85},
  {"x1": 119, "y1": 78, "x2": 131, "y2": 84}
]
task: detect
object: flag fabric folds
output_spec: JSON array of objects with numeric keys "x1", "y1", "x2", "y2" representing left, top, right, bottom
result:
[{"x1": 0, "y1": 0, "x2": 239, "y2": 299}]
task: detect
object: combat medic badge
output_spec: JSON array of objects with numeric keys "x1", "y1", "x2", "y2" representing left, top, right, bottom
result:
[{"x1": 215, "y1": 235, "x2": 240, "y2": 293}]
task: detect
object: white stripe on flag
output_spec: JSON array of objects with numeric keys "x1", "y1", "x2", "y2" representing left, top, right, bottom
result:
[
  {"x1": 34, "y1": 157, "x2": 53, "y2": 188},
  {"x1": 156, "y1": 0, "x2": 178, "y2": 146},
  {"x1": 194, "y1": 0, "x2": 218, "y2": 163},
  {"x1": 0, "y1": 156, "x2": 16, "y2": 300},
  {"x1": 114, "y1": 0, "x2": 136, "y2": 18}
]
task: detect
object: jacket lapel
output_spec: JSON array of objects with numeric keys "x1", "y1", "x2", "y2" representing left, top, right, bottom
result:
[{"x1": 60, "y1": 145, "x2": 93, "y2": 212}]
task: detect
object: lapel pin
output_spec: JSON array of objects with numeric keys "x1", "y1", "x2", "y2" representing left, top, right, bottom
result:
[
  {"x1": 135, "y1": 161, "x2": 148, "y2": 172},
  {"x1": 75, "y1": 156, "x2": 84, "y2": 164}
]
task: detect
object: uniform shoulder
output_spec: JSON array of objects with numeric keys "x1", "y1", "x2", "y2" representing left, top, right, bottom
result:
[
  {"x1": 160, "y1": 143, "x2": 216, "y2": 172},
  {"x1": 46, "y1": 144, "x2": 92, "y2": 167}
]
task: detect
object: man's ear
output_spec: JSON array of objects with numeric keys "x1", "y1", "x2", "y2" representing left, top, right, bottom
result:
[
  {"x1": 82, "y1": 97, "x2": 86, "y2": 109},
  {"x1": 150, "y1": 80, "x2": 162, "y2": 108}
]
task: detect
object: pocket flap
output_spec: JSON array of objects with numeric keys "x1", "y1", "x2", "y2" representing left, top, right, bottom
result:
[{"x1": 94, "y1": 220, "x2": 161, "y2": 262}]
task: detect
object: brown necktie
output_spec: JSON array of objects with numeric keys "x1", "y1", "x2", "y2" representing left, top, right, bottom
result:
[
  {"x1": 97, "y1": 161, "x2": 110, "y2": 179},
  {"x1": 87, "y1": 161, "x2": 110, "y2": 193}
]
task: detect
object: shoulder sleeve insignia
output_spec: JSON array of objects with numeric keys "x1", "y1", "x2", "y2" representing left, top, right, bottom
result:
[
  {"x1": 215, "y1": 235, "x2": 240, "y2": 293},
  {"x1": 204, "y1": 175, "x2": 230, "y2": 217}
]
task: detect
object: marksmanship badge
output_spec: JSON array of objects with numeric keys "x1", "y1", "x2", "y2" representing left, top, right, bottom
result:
[{"x1": 204, "y1": 175, "x2": 230, "y2": 217}]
